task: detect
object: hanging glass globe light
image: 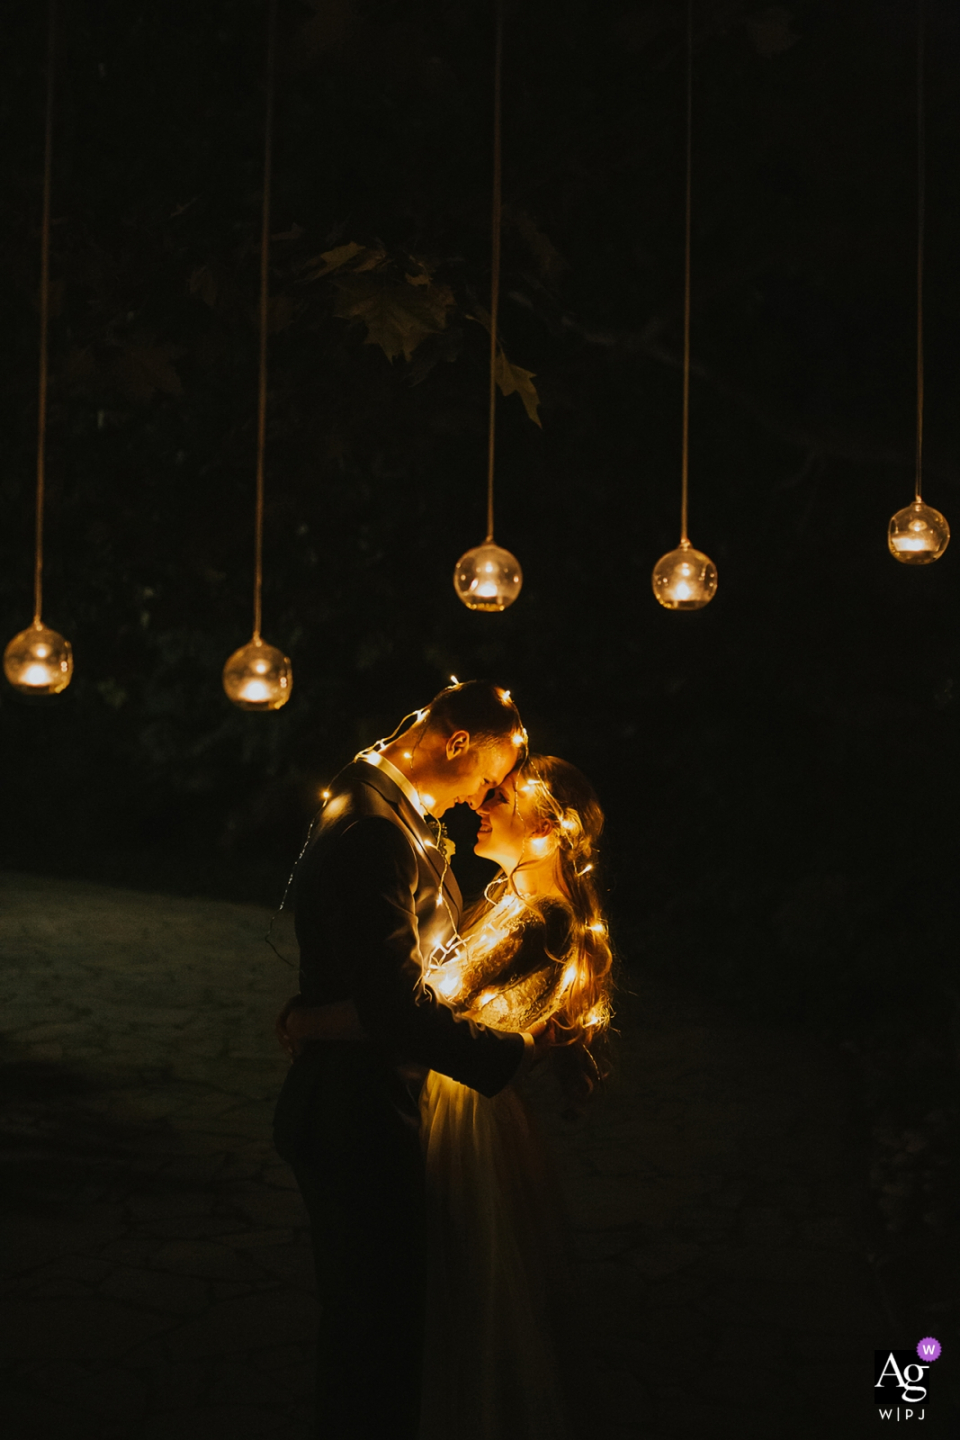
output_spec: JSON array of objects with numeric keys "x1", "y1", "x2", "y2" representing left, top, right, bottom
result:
[
  {"x1": 222, "y1": 635, "x2": 292, "y2": 711},
  {"x1": 651, "y1": 539, "x2": 717, "y2": 610},
  {"x1": 453, "y1": 542, "x2": 523, "y2": 612},
  {"x1": 4, "y1": 619, "x2": 73, "y2": 694},
  {"x1": 887, "y1": 500, "x2": 949, "y2": 565}
]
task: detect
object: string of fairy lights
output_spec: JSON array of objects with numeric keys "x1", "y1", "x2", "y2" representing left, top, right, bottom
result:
[{"x1": 2, "y1": 0, "x2": 951, "y2": 703}]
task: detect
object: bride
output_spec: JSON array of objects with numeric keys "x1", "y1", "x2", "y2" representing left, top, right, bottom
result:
[{"x1": 279, "y1": 753, "x2": 614, "y2": 1439}]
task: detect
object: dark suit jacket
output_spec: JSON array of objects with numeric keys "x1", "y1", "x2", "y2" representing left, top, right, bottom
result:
[{"x1": 291, "y1": 759, "x2": 524, "y2": 1098}]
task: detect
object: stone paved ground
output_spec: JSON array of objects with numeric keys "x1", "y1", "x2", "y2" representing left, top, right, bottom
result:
[{"x1": 0, "y1": 872, "x2": 942, "y2": 1439}]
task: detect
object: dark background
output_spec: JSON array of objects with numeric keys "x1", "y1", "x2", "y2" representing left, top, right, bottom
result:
[{"x1": 0, "y1": 0, "x2": 957, "y2": 1342}]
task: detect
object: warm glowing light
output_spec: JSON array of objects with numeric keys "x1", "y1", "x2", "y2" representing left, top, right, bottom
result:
[
  {"x1": 583, "y1": 1004, "x2": 605, "y2": 1028},
  {"x1": 561, "y1": 818, "x2": 577, "y2": 832},
  {"x1": 501, "y1": 689, "x2": 511, "y2": 702},
  {"x1": 433, "y1": 968, "x2": 462, "y2": 1000},
  {"x1": 321, "y1": 789, "x2": 331, "y2": 801},
  {"x1": 453, "y1": 543, "x2": 523, "y2": 612},
  {"x1": 4, "y1": 621, "x2": 73, "y2": 695},
  {"x1": 587, "y1": 921, "x2": 606, "y2": 935},
  {"x1": 561, "y1": 962, "x2": 578, "y2": 990},
  {"x1": 652, "y1": 539, "x2": 718, "y2": 610},
  {"x1": 578, "y1": 863, "x2": 594, "y2": 876},
  {"x1": 420, "y1": 792, "x2": 436, "y2": 813},
  {"x1": 403, "y1": 751, "x2": 412, "y2": 760},
  {"x1": 450, "y1": 674, "x2": 459, "y2": 684},
  {"x1": 222, "y1": 635, "x2": 292, "y2": 711},
  {"x1": 511, "y1": 732, "x2": 525, "y2": 747},
  {"x1": 888, "y1": 500, "x2": 950, "y2": 565}
]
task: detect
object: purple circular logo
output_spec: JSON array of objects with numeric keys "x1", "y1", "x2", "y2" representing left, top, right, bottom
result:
[{"x1": 917, "y1": 1337, "x2": 941, "y2": 1362}]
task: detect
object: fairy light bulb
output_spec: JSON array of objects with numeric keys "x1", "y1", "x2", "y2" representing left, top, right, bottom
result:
[
  {"x1": 222, "y1": 635, "x2": 292, "y2": 711},
  {"x1": 432, "y1": 967, "x2": 462, "y2": 1001},
  {"x1": 652, "y1": 538, "x2": 718, "y2": 610},
  {"x1": 888, "y1": 500, "x2": 949, "y2": 564},
  {"x1": 454, "y1": 542, "x2": 523, "y2": 612},
  {"x1": 4, "y1": 619, "x2": 72, "y2": 695}
]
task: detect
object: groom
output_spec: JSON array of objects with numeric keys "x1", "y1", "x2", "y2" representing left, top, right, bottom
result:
[{"x1": 274, "y1": 680, "x2": 534, "y2": 1440}]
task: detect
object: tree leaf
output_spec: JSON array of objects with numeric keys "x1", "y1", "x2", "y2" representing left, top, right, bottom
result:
[
  {"x1": 353, "y1": 245, "x2": 387, "y2": 273},
  {"x1": 303, "y1": 241, "x2": 365, "y2": 278},
  {"x1": 333, "y1": 273, "x2": 452, "y2": 361},
  {"x1": 495, "y1": 350, "x2": 542, "y2": 426}
]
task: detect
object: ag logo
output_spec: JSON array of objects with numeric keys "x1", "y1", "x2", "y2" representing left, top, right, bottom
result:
[{"x1": 874, "y1": 1340, "x2": 940, "y2": 1421}]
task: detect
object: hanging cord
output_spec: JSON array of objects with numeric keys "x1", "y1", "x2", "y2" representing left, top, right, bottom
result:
[
  {"x1": 253, "y1": 0, "x2": 277, "y2": 641},
  {"x1": 485, "y1": 0, "x2": 504, "y2": 544},
  {"x1": 680, "y1": 0, "x2": 693, "y2": 544},
  {"x1": 34, "y1": 0, "x2": 57, "y2": 626},
  {"x1": 914, "y1": 0, "x2": 925, "y2": 503}
]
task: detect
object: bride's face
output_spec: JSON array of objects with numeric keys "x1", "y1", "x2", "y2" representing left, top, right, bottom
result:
[{"x1": 475, "y1": 773, "x2": 548, "y2": 870}]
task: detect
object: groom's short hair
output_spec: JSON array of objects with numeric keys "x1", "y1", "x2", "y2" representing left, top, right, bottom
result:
[{"x1": 423, "y1": 680, "x2": 526, "y2": 754}]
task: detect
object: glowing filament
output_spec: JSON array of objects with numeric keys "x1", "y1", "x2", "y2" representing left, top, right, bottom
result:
[
  {"x1": 433, "y1": 968, "x2": 462, "y2": 1000},
  {"x1": 240, "y1": 679, "x2": 271, "y2": 703},
  {"x1": 21, "y1": 662, "x2": 57, "y2": 687}
]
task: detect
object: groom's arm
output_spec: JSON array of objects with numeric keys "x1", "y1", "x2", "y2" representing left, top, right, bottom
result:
[{"x1": 317, "y1": 816, "x2": 525, "y2": 1097}]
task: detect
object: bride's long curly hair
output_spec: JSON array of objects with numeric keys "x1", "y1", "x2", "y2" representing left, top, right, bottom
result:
[{"x1": 472, "y1": 753, "x2": 616, "y2": 1108}]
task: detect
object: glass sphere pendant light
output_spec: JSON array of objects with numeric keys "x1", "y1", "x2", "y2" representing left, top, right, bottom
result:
[
  {"x1": 888, "y1": 500, "x2": 949, "y2": 564},
  {"x1": 4, "y1": 620, "x2": 73, "y2": 695},
  {"x1": 453, "y1": 0, "x2": 523, "y2": 612},
  {"x1": 889, "y1": 0, "x2": 949, "y2": 566},
  {"x1": 651, "y1": 0, "x2": 717, "y2": 612},
  {"x1": 652, "y1": 540, "x2": 717, "y2": 610},
  {"x1": 222, "y1": 0, "x2": 292, "y2": 711},
  {"x1": 4, "y1": 0, "x2": 74, "y2": 696}
]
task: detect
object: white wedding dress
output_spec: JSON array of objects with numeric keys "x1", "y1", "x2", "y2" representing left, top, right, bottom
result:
[{"x1": 418, "y1": 895, "x2": 581, "y2": 1440}]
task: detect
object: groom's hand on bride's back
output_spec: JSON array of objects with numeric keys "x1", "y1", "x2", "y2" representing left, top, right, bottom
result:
[
  {"x1": 275, "y1": 996, "x2": 371, "y2": 1059},
  {"x1": 528, "y1": 1015, "x2": 561, "y2": 1059}
]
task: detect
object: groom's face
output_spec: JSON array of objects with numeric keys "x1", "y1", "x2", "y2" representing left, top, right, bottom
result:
[{"x1": 428, "y1": 736, "x2": 518, "y2": 817}]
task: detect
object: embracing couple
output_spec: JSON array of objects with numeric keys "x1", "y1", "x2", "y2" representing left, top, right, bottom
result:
[{"x1": 273, "y1": 680, "x2": 613, "y2": 1440}]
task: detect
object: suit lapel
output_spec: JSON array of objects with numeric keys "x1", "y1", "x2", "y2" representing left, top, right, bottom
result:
[
  {"x1": 394, "y1": 793, "x2": 464, "y2": 915},
  {"x1": 350, "y1": 760, "x2": 463, "y2": 916}
]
